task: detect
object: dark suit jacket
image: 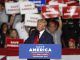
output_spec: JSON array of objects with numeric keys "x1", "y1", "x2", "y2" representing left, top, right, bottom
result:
[
  {"x1": 25, "y1": 30, "x2": 54, "y2": 44},
  {"x1": 0, "y1": 29, "x2": 6, "y2": 48}
]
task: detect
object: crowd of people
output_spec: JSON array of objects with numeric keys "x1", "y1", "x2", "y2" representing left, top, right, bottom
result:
[{"x1": 0, "y1": 0, "x2": 80, "y2": 49}]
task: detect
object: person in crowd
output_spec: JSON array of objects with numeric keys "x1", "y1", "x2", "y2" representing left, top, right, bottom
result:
[
  {"x1": 9, "y1": 14, "x2": 22, "y2": 28},
  {"x1": 0, "y1": 3, "x2": 8, "y2": 26},
  {"x1": 14, "y1": 21, "x2": 29, "y2": 41},
  {"x1": 0, "y1": 3, "x2": 21, "y2": 28},
  {"x1": 25, "y1": 19, "x2": 54, "y2": 44},
  {"x1": 68, "y1": 38, "x2": 76, "y2": 49},
  {"x1": 46, "y1": 17, "x2": 62, "y2": 45},
  {"x1": 2, "y1": 1, "x2": 22, "y2": 28},
  {"x1": 0, "y1": 23, "x2": 8, "y2": 48},
  {"x1": 8, "y1": 29, "x2": 19, "y2": 39},
  {"x1": 46, "y1": 17, "x2": 62, "y2": 60}
]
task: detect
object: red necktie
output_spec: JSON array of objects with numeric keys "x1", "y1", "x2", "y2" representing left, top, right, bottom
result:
[{"x1": 34, "y1": 35, "x2": 39, "y2": 44}]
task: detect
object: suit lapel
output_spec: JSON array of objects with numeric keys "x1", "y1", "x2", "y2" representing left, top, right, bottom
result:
[{"x1": 39, "y1": 30, "x2": 46, "y2": 41}]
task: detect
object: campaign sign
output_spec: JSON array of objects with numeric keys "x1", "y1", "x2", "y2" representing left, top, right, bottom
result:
[
  {"x1": 6, "y1": 37, "x2": 24, "y2": 48},
  {"x1": 19, "y1": 44, "x2": 61, "y2": 59},
  {"x1": 29, "y1": 0, "x2": 46, "y2": 10},
  {"x1": 24, "y1": 14, "x2": 42, "y2": 27},
  {"x1": 5, "y1": 2, "x2": 20, "y2": 14},
  {"x1": 42, "y1": 5, "x2": 60, "y2": 18},
  {"x1": 62, "y1": 6, "x2": 80, "y2": 19},
  {"x1": 19, "y1": 1, "x2": 38, "y2": 14}
]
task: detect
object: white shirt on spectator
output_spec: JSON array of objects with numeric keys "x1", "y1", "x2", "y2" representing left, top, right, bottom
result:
[
  {"x1": 0, "y1": 10, "x2": 8, "y2": 26},
  {"x1": 13, "y1": 14, "x2": 22, "y2": 28},
  {"x1": 46, "y1": 28, "x2": 62, "y2": 45},
  {"x1": 15, "y1": 22, "x2": 29, "y2": 41}
]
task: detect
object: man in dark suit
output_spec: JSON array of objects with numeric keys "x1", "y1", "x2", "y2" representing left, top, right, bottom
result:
[
  {"x1": 25, "y1": 19, "x2": 54, "y2": 60},
  {"x1": 25, "y1": 19, "x2": 54, "y2": 44}
]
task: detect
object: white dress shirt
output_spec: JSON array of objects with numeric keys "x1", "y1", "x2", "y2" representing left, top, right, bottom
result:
[{"x1": 39, "y1": 30, "x2": 45, "y2": 38}]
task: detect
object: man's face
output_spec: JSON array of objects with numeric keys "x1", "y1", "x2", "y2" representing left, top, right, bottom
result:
[
  {"x1": 37, "y1": 22, "x2": 45, "y2": 32},
  {"x1": 48, "y1": 22, "x2": 57, "y2": 33}
]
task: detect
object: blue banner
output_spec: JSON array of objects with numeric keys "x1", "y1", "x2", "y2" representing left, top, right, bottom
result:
[
  {"x1": 19, "y1": 44, "x2": 61, "y2": 59},
  {"x1": 29, "y1": 0, "x2": 46, "y2": 11}
]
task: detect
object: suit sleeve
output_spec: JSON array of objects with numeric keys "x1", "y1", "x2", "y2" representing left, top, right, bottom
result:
[
  {"x1": 49, "y1": 35, "x2": 54, "y2": 44},
  {"x1": 24, "y1": 37, "x2": 31, "y2": 44},
  {"x1": 24, "y1": 31, "x2": 35, "y2": 44}
]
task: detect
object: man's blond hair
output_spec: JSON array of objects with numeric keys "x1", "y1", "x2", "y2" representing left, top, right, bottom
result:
[{"x1": 37, "y1": 19, "x2": 47, "y2": 26}]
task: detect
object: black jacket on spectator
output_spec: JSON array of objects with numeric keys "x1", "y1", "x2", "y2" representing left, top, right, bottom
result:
[{"x1": 0, "y1": 29, "x2": 6, "y2": 48}]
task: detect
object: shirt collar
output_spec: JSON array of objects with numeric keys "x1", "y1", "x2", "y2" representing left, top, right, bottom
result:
[{"x1": 39, "y1": 30, "x2": 45, "y2": 38}]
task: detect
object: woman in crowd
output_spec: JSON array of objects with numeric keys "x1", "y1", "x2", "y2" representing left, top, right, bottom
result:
[
  {"x1": 8, "y1": 29, "x2": 19, "y2": 39},
  {"x1": 0, "y1": 23, "x2": 8, "y2": 48}
]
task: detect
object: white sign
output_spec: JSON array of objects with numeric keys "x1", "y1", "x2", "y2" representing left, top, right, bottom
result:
[
  {"x1": 19, "y1": 1, "x2": 38, "y2": 14},
  {"x1": 25, "y1": 14, "x2": 42, "y2": 27},
  {"x1": 5, "y1": 2, "x2": 20, "y2": 14}
]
